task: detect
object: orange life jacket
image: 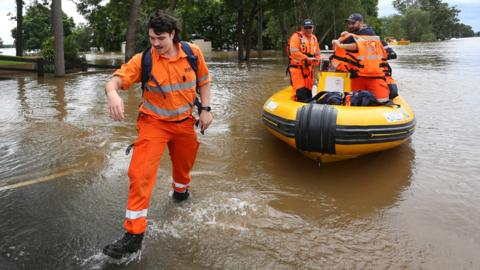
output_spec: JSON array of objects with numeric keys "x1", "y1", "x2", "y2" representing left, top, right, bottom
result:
[
  {"x1": 331, "y1": 34, "x2": 387, "y2": 78},
  {"x1": 287, "y1": 31, "x2": 319, "y2": 67}
]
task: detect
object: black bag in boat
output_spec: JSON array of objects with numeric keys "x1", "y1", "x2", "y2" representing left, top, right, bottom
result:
[
  {"x1": 314, "y1": 91, "x2": 344, "y2": 105},
  {"x1": 349, "y1": 90, "x2": 378, "y2": 106}
]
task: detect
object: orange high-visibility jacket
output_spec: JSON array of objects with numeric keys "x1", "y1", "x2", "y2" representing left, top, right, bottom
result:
[
  {"x1": 332, "y1": 34, "x2": 387, "y2": 77},
  {"x1": 114, "y1": 42, "x2": 210, "y2": 121},
  {"x1": 288, "y1": 31, "x2": 320, "y2": 67}
]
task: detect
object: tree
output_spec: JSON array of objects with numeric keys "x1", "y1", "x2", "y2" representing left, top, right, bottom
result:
[
  {"x1": 381, "y1": 15, "x2": 406, "y2": 39},
  {"x1": 11, "y1": 2, "x2": 75, "y2": 51},
  {"x1": 16, "y1": 0, "x2": 23, "y2": 56},
  {"x1": 453, "y1": 23, "x2": 475, "y2": 38},
  {"x1": 71, "y1": 24, "x2": 93, "y2": 52},
  {"x1": 403, "y1": 8, "x2": 434, "y2": 41},
  {"x1": 52, "y1": 0, "x2": 65, "y2": 76},
  {"x1": 0, "y1": 38, "x2": 3, "y2": 48},
  {"x1": 256, "y1": 1, "x2": 264, "y2": 58},
  {"x1": 125, "y1": 0, "x2": 142, "y2": 62}
]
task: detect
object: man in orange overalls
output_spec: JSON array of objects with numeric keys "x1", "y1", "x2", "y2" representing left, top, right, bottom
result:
[
  {"x1": 288, "y1": 19, "x2": 321, "y2": 102},
  {"x1": 102, "y1": 10, "x2": 212, "y2": 258}
]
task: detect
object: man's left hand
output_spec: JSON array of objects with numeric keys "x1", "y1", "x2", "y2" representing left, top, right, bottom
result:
[{"x1": 199, "y1": 110, "x2": 213, "y2": 133}]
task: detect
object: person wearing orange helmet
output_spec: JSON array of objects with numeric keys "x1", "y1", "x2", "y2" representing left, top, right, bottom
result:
[{"x1": 287, "y1": 19, "x2": 321, "y2": 102}]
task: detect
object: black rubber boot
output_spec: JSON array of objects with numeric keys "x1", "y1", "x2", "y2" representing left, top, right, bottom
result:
[
  {"x1": 296, "y1": 87, "x2": 312, "y2": 103},
  {"x1": 103, "y1": 232, "x2": 144, "y2": 259},
  {"x1": 172, "y1": 189, "x2": 190, "y2": 202}
]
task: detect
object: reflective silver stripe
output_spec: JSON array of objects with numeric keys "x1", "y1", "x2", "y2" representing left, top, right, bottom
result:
[
  {"x1": 290, "y1": 48, "x2": 300, "y2": 52},
  {"x1": 143, "y1": 99, "x2": 193, "y2": 117},
  {"x1": 125, "y1": 209, "x2": 148, "y2": 219},
  {"x1": 377, "y1": 98, "x2": 389, "y2": 103},
  {"x1": 198, "y1": 75, "x2": 209, "y2": 83},
  {"x1": 357, "y1": 54, "x2": 383, "y2": 60},
  {"x1": 146, "y1": 80, "x2": 196, "y2": 93},
  {"x1": 368, "y1": 54, "x2": 383, "y2": 60},
  {"x1": 354, "y1": 35, "x2": 380, "y2": 41},
  {"x1": 173, "y1": 182, "x2": 189, "y2": 188}
]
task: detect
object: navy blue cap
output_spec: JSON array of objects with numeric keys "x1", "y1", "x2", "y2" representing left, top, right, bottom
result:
[
  {"x1": 302, "y1": 19, "x2": 314, "y2": 27},
  {"x1": 345, "y1": 13, "x2": 363, "y2": 23}
]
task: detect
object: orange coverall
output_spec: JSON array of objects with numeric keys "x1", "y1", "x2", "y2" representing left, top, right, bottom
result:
[
  {"x1": 113, "y1": 42, "x2": 210, "y2": 234},
  {"x1": 288, "y1": 31, "x2": 320, "y2": 100}
]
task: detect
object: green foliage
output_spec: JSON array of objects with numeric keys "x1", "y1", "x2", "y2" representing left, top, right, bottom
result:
[
  {"x1": 381, "y1": 15, "x2": 406, "y2": 39},
  {"x1": 403, "y1": 8, "x2": 433, "y2": 42},
  {"x1": 390, "y1": 0, "x2": 469, "y2": 41},
  {"x1": 11, "y1": 2, "x2": 75, "y2": 51},
  {"x1": 41, "y1": 36, "x2": 85, "y2": 72},
  {"x1": 420, "y1": 32, "x2": 436, "y2": 42},
  {"x1": 453, "y1": 23, "x2": 475, "y2": 38},
  {"x1": 71, "y1": 24, "x2": 94, "y2": 52}
]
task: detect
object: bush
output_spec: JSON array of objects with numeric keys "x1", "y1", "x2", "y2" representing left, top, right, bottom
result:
[
  {"x1": 40, "y1": 36, "x2": 86, "y2": 72},
  {"x1": 420, "y1": 33, "x2": 436, "y2": 42}
]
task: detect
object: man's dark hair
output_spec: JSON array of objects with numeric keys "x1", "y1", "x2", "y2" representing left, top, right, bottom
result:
[{"x1": 148, "y1": 10, "x2": 181, "y2": 43}]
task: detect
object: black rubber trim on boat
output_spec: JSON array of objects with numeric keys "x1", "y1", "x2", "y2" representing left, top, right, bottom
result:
[
  {"x1": 295, "y1": 104, "x2": 338, "y2": 154},
  {"x1": 262, "y1": 111, "x2": 296, "y2": 138},
  {"x1": 335, "y1": 119, "x2": 416, "y2": 144}
]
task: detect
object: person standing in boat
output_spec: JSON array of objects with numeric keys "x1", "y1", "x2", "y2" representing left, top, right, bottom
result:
[
  {"x1": 102, "y1": 10, "x2": 212, "y2": 258},
  {"x1": 287, "y1": 19, "x2": 321, "y2": 102},
  {"x1": 331, "y1": 13, "x2": 397, "y2": 103}
]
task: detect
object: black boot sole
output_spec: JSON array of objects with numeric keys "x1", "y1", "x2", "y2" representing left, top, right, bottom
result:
[{"x1": 102, "y1": 247, "x2": 124, "y2": 259}]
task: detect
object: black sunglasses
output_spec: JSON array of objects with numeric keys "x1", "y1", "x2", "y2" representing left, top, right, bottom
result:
[{"x1": 304, "y1": 26, "x2": 313, "y2": 29}]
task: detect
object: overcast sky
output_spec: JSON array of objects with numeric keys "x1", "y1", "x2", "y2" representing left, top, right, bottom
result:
[{"x1": 1, "y1": 0, "x2": 479, "y2": 45}]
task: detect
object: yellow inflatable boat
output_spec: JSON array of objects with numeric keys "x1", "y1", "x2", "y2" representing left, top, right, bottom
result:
[{"x1": 262, "y1": 72, "x2": 415, "y2": 163}]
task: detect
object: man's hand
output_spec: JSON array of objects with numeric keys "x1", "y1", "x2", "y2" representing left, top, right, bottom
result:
[
  {"x1": 332, "y1": 40, "x2": 340, "y2": 48},
  {"x1": 198, "y1": 110, "x2": 212, "y2": 133},
  {"x1": 105, "y1": 76, "x2": 125, "y2": 121},
  {"x1": 107, "y1": 91, "x2": 125, "y2": 121}
]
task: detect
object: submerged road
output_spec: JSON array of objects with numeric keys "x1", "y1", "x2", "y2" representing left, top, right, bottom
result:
[{"x1": 0, "y1": 38, "x2": 479, "y2": 269}]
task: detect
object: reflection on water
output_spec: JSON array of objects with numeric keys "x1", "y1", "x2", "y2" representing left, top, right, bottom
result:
[{"x1": 0, "y1": 38, "x2": 479, "y2": 269}]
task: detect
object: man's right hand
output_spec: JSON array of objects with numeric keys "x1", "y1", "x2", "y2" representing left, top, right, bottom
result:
[
  {"x1": 107, "y1": 91, "x2": 125, "y2": 121},
  {"x1": 105, "y1": 76, "x2": 125, "y2": 121}
]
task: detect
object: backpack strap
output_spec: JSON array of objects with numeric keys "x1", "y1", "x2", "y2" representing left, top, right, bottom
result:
[
  {"x1": 179, "y1": 41, "x2": 203, "y2": 121},
  {"x1": 140, "y1": 47, "x2": 152, "y2": 95},
  {"x1": 180, "y1": 41, "x2": 199, "y2": 93}
]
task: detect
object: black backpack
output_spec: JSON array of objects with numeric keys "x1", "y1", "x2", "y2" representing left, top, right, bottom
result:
[
  {"x1": 349, "y1": 90, "x2": 379, "y2": 106},
  {"x1": 316, "y1": 91, "x2": 344, "y2": 105}
]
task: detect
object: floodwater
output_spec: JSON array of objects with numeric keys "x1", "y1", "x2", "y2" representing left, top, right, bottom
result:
[{"x1": 0, "y1": 37, "x2": 479, "y2": 269}]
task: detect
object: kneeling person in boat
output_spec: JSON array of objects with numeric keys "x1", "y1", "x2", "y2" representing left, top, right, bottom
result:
[
  {"x1": 331, "y1": 13, "x2": 397, "y2": 103},
  {"x1": 287, "y1": 19, "x2": 321, "y2": 102}
]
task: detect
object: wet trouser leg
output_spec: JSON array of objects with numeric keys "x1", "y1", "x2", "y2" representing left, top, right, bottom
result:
[
  {"x1": 123, "y1": 115, "x2": 199, "y2": 234},
  {"x1": 168, "y1": 117, "x2": 199, "y2": 193},
  {"x1": 351, "y1": 77, "x2": 390, "y2": 103},
  {"x1": 124, "y1": 115, "x2": 169, "y2": 234},
  {"x1": 290, "y1": 67, "x2": 312, "y2": 102}
]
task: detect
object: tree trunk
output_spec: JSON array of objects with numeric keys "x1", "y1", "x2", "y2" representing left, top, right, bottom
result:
[
  {"x1": 125, "y1": 0, "x2": 142, "y2": 62},
  {"x1": 244, "y1": 1, "x2": 258, "y2": 61},
  {"x1": 52, "y1": 0, "x2": 65, "y2": 76},
  {"x1": 279, "y1": 12, "x2": 288, "y2": 57},
  {"x1": 236, "y1": 0, "x2": 244, "y2": 61},
  {"x1": 256, "y1": 4, "x2": 263, "y2": 58},
  {"x1": 168, "y1": 0, "x2": 178, "y2": 12},
  {"x1": 15, "y1": 0, "x2": 23, "y2": 56}
]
